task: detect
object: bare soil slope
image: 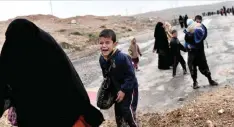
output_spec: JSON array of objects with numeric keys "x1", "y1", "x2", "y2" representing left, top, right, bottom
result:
[
  {"x1": 0, "y1": 14, "x2": 156, "y2": 55},
  {"x1": 102, "y1": 86, "x2": 234, "y2": 127}
]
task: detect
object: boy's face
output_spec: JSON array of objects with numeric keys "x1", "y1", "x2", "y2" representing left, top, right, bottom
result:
[
  {"x1": 172, "y1": 32, "x2": 178, "y2": 37},
  {"x1": 99, "y1": 37, "x2": 117, "y2": 57}
]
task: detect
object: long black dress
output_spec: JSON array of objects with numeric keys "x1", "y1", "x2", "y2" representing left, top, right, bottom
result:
[
  {"x1": 153, "y1": 22, "x2": 170, "y2": 70},
  {"x1": 0, "y1": 19, "x2": 104, "y2": 127},
  {"x1": 179, "y1": 15, "x2": 184, "y2": 28},
  {"x1": 184, "y1": 15, "x2": 188, "y2": 28}
]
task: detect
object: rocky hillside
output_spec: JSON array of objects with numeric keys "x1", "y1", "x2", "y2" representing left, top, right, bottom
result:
[{"x1": 0, "y1": 14, "x2": 157, "y2": 54}]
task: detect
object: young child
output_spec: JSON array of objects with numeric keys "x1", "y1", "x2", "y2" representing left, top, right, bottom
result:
[
  {"x1": 99, "y1": 29, "x2": 139, "y2": 127},
  {"x1": 170, "y1": 30, "x2": 187, "y2": 77},
  {"x1": 128, "y1": 37, "x2": 142, "y2": 71}
]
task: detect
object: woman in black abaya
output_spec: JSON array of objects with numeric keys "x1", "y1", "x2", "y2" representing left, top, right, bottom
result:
[
  {"x1": 0, "y1": 19, "x2": 104, "y2": 127},
  {"x1": 153, "y1": 22, "x2": 170, "y2": 70},
  {"x1": 179, "y1": 15, "x2": 184, "y2": 28}
]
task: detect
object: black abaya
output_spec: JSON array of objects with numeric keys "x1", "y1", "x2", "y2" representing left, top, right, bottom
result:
[
  {"x1": 153, "y1": 22, "x2": 170, "y2": 70},
  {"x1": 0, "y1": 19, "x2": 104, "y2": 127}
]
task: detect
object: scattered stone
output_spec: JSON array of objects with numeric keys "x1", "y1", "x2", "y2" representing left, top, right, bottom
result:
[
  {"x1": 57, "y1": 29, "x2": 66, "y2": 32},
  {"x1": 178, "y1": 97, "x2": 185, "y2": 101},
  {"x1": 127, "y1": 28, "x2": 133, "y2": 31},
  {"x1": 188, "y1": 109, "x2": 194, "y2": 112},
  {"x1": 206, "y1": 120, "x2": 214, "y2": 127},
  {"x1": 70, "y1": 31, "x2": 82, "y2": 36},
  {"x1": 100, "y1": 25, "x2": 106, "y2": 28},
  {"x1": 71, "y1": 19, "x2": 77, "y2": 24},
  {"x1": 218, "y1": 109, "x2": 225, "y2": 115}
]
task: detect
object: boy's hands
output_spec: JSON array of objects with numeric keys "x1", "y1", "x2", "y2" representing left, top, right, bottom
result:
[{"x1": 116, "y1": 91, "x2": 125, "y2": 103}]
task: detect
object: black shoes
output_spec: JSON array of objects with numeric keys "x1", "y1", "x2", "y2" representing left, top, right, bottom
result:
[
  {"x1": 192, "y1": 80, "x2": 218, "y2": 89},
  {"x1": 209, "y1": 80, "x2": 218, "y2": 86},
  {"x1": 193, "y1": 82, "x2": 200, "y2": 89}
]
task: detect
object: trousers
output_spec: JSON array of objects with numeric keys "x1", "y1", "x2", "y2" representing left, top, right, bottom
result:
[
  {"x1": 115, "y1": 88, "x2": 138, "y2": 127},
  {"x1": 187, "y1": 50, "x2": 211, "y2": 82},
  {"x1": 173, "y1": 55, "x2": 186, "y2": 76}
]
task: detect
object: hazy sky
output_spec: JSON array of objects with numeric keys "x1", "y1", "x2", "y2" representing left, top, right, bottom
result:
[{"x1": 0, "y1": 1, "x2": 223, "y2": 21}]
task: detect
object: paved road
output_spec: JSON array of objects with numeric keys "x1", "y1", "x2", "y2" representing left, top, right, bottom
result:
[{"x1": 72, "y1": 15, "x2": 234, "y2": 119}]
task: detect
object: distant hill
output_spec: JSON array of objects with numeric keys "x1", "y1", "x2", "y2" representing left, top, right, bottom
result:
[{"x1": 134, "y1": 1, "x2": 234, "y2": 20}]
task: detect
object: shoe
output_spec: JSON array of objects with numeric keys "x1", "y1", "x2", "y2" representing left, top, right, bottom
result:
[
  {"x1": 173, "y1": 74, "x2": 176, "y2": 78},
  {"x1": 193, "y1": 82, "x2": 200, "y2": 89},
  {"x1": 209, "y1": 80, "x2": 218, "y2": 86}
]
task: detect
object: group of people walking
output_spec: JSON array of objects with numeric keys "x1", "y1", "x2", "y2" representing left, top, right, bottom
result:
[
  {"x1": 218, "y1": 6, "x2": 234, "y2": 16},
  {"x1": 202, "y1": 6, "x2": 234, "y2": 16},
  {"x1": 178, "y1": 15, "x2": 189, "y2": 28},
  {"x1": 0, "y1": 15, "x2": 219, "y2": 127},
  {"x1": 153, "y1": 15, "x2": 218, "y2": 89},
  {"x1": 153, "y1": 20, "x2": 187, "y2": 76}
]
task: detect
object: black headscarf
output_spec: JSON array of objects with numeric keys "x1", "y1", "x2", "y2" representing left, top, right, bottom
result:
[
  {"x1": 153, "y1": 22, "x2": 169, "y2": 51},
  {"x1": 0, "y1": 19, "x2": 104, "y2": 127},
  {"x1": 179, "y1": 15, "x2": 183, "y2": 21},
  {"x1": 184, "y1": 14, "x2": 188, "y2": 20}
]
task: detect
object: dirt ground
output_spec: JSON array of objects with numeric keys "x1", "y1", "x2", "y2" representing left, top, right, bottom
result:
[
  {"x1": 0, "y1": 14, "x2": 157, "y2": 54},
  {"x1": 1, "y1": 86, "x2": 234, "y2": 127},
  {"x1": 102, "y1": 85, "x2": 234, "y2": 127}
]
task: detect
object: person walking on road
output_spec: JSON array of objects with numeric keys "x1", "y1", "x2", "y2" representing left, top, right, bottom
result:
[
  {"x1": 184, "y1": 17, "x2": 218, "y2": 89},
  {"x1": 170, "y1": 30, "x2": 187, "y2": 77},
  {"x1": 179, "y1": 15, "x2": 184, "y2": 28},
  {"x1": 153, "y1": 22, "x2": 170, "y2": 70},
  {"x1": 99, "y1": 29, "x2": 139, "y2": 127},
  {"x1": 129, "y1": 37, "x2": 142, "y2": 71},
  {"x1": 184, "y1": 14, "x2": 188, "y2": 28}
]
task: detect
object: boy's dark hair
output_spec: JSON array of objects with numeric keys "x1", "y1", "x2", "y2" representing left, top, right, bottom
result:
[
  {"x1": 99, "y1": 29, "x2": 116, "y2": 42},
  {"x1": 195, "y1": 15, "x2": 202, "y2": 21},
  {"x1": 171, "y1": 30, "x2": 177, "y2": 34}
]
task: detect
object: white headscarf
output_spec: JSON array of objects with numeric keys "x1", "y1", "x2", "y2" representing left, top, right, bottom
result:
[{"x1": 186, "y1": 19, "x2": 202, "y2": 33}]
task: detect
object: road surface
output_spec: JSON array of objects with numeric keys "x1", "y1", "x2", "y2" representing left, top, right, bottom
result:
[{"x1": 72, "y1": 15, "x2": 234, "y2": 119}]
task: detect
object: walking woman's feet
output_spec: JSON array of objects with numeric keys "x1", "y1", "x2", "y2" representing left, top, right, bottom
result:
[{"x1": 193, "y1": 82, "x2": 200, "y2": 89}]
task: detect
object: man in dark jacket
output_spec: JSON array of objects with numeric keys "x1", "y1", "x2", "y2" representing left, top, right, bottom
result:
[
  {"x1": 99, "y1": 29, "x2": 139, "y2": 127},
  {"x1": 184, "y1": 16, "x2": 218, "y2": 89},
  {"x1": 170, "y1": 30, "x2": 187, "y2": 77}
]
